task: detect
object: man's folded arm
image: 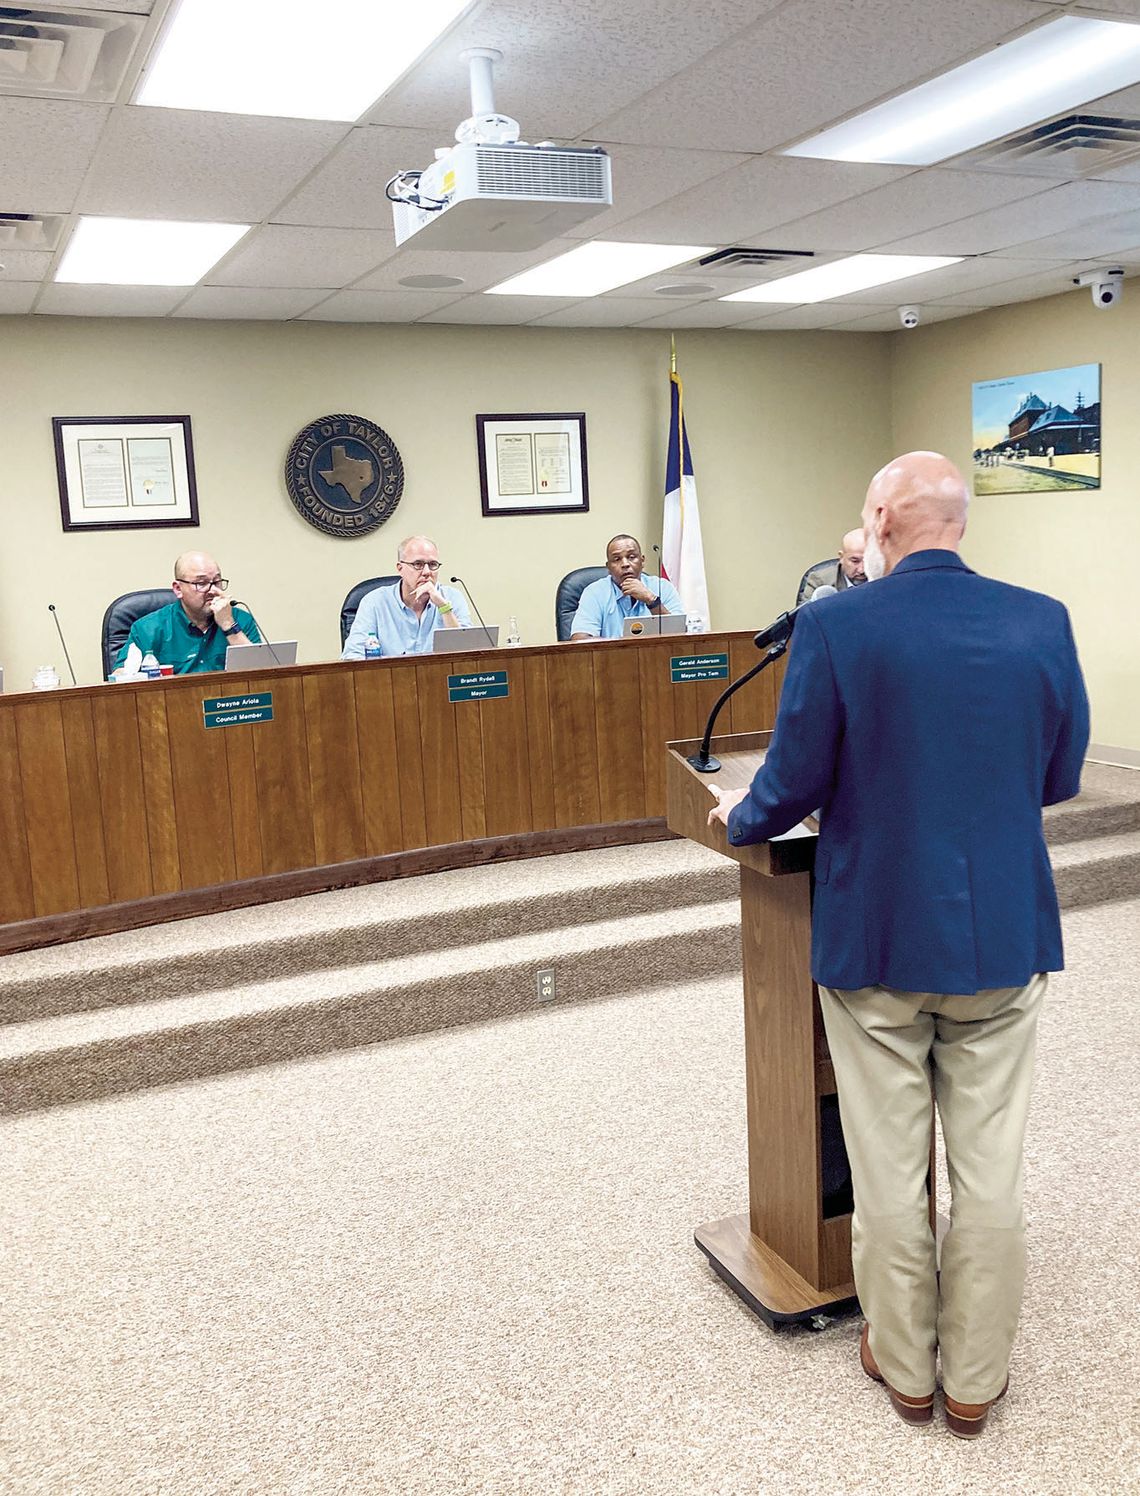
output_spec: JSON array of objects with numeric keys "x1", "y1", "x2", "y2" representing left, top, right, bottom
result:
[
  {"x1": 1042, "y1": 610, "x2": 1090, "y2": 806},
  {"x1": 727, "y1": 609, "x2": 842, "y2": 846}
]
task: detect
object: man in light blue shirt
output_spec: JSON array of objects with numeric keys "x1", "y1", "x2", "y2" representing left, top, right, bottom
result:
[
  {"x1": 569, "y1": 533, "x2": 685, "y2": 640},
  {"x1": 342, "y1": 534, "x2": 471, "y2": 658}
]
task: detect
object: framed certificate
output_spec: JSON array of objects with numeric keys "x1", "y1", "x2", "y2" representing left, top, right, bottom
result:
[
  {"x1": 52, "y1": 415, "x2": 200, "y2": 531},
  {"x1": 476, "y1": 412, "x2": 589, "y2": 516}
]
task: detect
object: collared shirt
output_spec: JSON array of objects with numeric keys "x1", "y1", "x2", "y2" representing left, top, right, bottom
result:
[
  {"x1": 111, "y1": 601, "x2": 260, "y2": 677},
  {"x1": 342, "y1": 582, "x2": 471, "y2": 659},
  {"x1": 797, "y1": 561, "x2": 865, "y2": 606},
  {"x1": 569, "y1": 572, "x2": 685, "y2": 639}
]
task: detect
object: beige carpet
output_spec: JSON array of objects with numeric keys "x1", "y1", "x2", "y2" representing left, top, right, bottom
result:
[{"x1": 3, "y1": 898, "x2": 1138, "y2": 1495}]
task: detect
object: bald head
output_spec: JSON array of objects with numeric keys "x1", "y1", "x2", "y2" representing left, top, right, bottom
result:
[
  {"x1": 838, "y1": 528, "x2": 867, "y2": 585},
  {"x1": 862, "y1": 451, "x2": 968, "y2": 578}
]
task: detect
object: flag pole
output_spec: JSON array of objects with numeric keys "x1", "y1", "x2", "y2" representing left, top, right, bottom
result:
[{"x1": 670, "y1": 334, "x2": 677, "y2": 375}]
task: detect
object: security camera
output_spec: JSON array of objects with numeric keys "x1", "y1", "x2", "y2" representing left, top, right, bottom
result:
[
  {"x1": 1074, "y1": 266, "x2": 1124, "y2": 309},
  {"x1": 898, "y1": 305, "x2": 920, "y2": 329}
]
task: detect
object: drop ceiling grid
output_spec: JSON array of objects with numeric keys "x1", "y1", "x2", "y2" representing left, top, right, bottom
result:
[
  {"x1": 297, "y1": 288, "x2": 469, "y2": 323},
  {"x1": 882, "y1": 178, "x2": 1140, "y2": 255},
  {"x1": 205, "y1": 225, "x2": 402, "y2": 290},
  {"x1": 0, "y1": 97, "x2": 112, "y2": 212}
]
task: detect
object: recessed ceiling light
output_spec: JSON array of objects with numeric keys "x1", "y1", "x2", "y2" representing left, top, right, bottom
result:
[
  {"x1": 654, "y1": 283, "x2": 716, "y2": 297},
  {"x1": 398, "y1": 274, "x2": 465, "y2": 289},
  {"x1": 785, "y1": 16, "x2": 1140, "y2": 166},
  {"x1": 135, "y1": 0, "x2": 474, "y2": 121},
  {"x1": 54, "y1": 217, "x2": 250, "y2": 286},
  {"x1": 720, "y1": 254, "x2": 962, "y2": 304},
  {"x1": 486, "y1": 242, "x2": 715, "y2": 298}
]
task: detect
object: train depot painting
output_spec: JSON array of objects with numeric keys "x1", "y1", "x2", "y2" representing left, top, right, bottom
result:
[{"x1": 972, "y1": 363, "x2": 1100, "y2": 494}]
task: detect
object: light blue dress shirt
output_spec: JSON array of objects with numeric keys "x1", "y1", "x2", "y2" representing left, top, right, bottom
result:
[
  {"x1": 569, "y1": 572, "x2": 685, "y2": 639},
  {"x1": 341, "y1": 582, "x2": 471, "y2": 658}
]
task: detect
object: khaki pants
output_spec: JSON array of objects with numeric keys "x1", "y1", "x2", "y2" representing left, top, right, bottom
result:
[{"x1": 818, "y1": 975, "x2": 1046, "y2": 1403}]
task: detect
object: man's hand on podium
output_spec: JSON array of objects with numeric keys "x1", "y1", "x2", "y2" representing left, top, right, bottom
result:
[{"x1": 707, "y1": 783, "x2": 748, "y2": 829}]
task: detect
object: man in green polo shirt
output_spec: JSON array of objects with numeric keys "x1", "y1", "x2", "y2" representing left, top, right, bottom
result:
[{"x1": 111, "y1": 551, "x2": 260, "y2": 677}]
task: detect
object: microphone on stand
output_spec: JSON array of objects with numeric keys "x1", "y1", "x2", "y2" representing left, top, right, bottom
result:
[
  {"x1": 47, "y1": 604, "x2": 77, "y2": 686},
  {"x1": 752, "y1": 584, "x2": 837, "y2": 651},
  {"x1": 651, "y1": 544, "x2": 666, "y2": 634},
  {"x1": 449, "y1": 575, "x2": 491, "y2": 636},
  {"x1": 229, "y1": 602, "x2": 283, "y2": 668}
]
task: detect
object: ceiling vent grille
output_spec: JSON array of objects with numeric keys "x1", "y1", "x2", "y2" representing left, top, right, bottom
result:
[
  {"x1": 474, "y1": 146, "x2": 610, "y2": 201},
  {"x1": 0, "y1": 6, "x2": 145, "y2": 102},
  {"x1": 0, "y1": 210, "x2": 63, "y2": 249},
  {"x1": 697, "y1": 247, "x2": 815, "y2": 272},
  {"x1": 962, "y1": 114, "x2": 1140, "y2": 177}
]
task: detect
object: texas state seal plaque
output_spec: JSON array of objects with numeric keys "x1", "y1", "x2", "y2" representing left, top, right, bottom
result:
[{"x1": 285, "y1": 413, "x2": 405, "y2": 538}]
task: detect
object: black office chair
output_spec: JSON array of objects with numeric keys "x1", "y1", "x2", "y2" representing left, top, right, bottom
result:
[
  {"x1": 796, "y1": 557, "x2": 840, "y2": 607},
  {"x1": 555, "y1": 566, "x2": 607, "y2": 641},
  {"x1": 340, "y1": 575, "x2": 400, "y2": 646},
  {"x1": 101, "y1": 587, "x2": 174, "y2": 678}
]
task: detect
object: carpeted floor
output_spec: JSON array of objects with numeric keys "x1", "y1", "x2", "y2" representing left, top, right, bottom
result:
[{"x1": 3, "y1": 898, "x2": 1138, "y2": 1495}]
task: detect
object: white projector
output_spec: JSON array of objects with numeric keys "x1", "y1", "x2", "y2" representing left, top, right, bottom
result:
[{"x1": 391, "y1": 141, "x2": 612, "y2": 253}]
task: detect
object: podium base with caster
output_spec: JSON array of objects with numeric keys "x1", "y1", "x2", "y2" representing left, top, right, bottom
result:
[{"x1": 695, "y1": 1213, "x2": 858, "y2": 1330}]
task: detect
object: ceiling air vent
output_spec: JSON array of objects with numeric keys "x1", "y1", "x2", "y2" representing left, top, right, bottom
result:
[
  {"x1": 0, "y1": 6, "x2": 145, "y2": 102},
  {"x1": 0, "y1": 211, "x2": 63, "y2": 250},
  {"x1": 961, "y1": 114, "x2": 1140, "y2": 178},
  {"x1": 697, "y1": 248, "x2": 816, "y2": 272}
]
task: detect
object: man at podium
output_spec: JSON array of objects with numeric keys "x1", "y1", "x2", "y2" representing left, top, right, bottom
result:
[{"x1": 708, "y1": 451, "x2": 1088, "y2": 1437}]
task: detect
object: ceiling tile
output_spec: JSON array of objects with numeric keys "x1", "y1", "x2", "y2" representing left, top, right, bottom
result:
[
  {"x1": 272, "y1": 126, "x2": 458, "y2": 230},
  {"x1": 78, "y1": 109, "x2": 349, "y2": 220},
  {"x1": 830, "y1": 304, "x2": 990, "y2": 331},
  {"x1": 60, "y1": 0, "x2": 153, "y2": 10},
  {"x1": 529, "y1": 297, "x2": 697, "y2": 327},
  {"x1": 989, "y1": 206, "x2": 1140, "y2": 260},
  {"x1": 761, "y1": 169, "x2": 1054, "y2": 254},
  {"x1": 604, "y1": 156, "x2": 907, "y2": 246},
  {"x1": 587, "y1": 0, "x2": 1045, "y2": 153},
  {"x1": 367, "y1": 0, "x2": 790, "y2": 140},
  {"x1": 880, "y1": 181, "x2": 1140, "y2": 255},
  {"x1": 562, "y1": 143, "x2": 750, "y2": 239},
  {"x1": 0, "y1": 98, "x2": 110, "y2": 212},
  {"x1": 35, "y1": 284, "x2": 184, "y2": 316},
  {"x1": 206, "y1": 225, "x2": 396, "y2": 289},
  {"x1": 172, "y1": 287, "x2": 330, "y2": 320},
  {"x1": 417, "y1": 295, "x2": 576, "y2": 325},
  {"x1": 731, "y1": 302, "x2": 890, "y2": 330},
  {"x1": 0, "y1": 250, "x2": 53, "y2": 282},
  {"x1": 632, "y1": 300, "x2": 771, "y2": 329},
  {"x1": 298, "y1": 288, "x2": 464, "y2": 322},
  {"x1": 355, "y1": 239, "x2": 580, "y2": 294},
  {"x1": 0, "y1": 282, "x2": 37, "y2": 313},
  {"x1": 932, "y1": 263, "x2": 1105, "y2": 306}
]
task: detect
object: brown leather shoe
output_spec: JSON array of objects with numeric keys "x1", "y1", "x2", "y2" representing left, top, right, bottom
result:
[
  {"x1": 860, "y1": 1322, "x2": 934, "y2": 1425},
  {"x1": 944, "y1": 1379, "x2": 1009, "y2": 1439}
]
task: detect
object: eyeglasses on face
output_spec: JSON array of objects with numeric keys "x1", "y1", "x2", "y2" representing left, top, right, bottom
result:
[
  {"x1": 398, "y1": 558, "x2": 441, "y2": 572},
  {"x1": 176, "y1": 576, "x2": 228, "y2": 591}
]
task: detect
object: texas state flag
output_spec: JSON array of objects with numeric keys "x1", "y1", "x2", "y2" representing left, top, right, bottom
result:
[{"x1": 661, "y1": 358, "x2": 710, "y2": 629}]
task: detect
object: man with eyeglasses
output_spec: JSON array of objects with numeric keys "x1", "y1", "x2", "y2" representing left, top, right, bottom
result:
[
  {"x1": 341, "y1": 535, "x2": 470, "y2": 659},
  {"x1": 110, "y1": 550, "x2": 259, "y2": 677}
]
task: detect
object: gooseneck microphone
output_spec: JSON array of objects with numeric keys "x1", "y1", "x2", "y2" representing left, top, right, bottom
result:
[
  {"x1": 449, "y1": 575, "x2": 490, "y2": 635},
  {"x1": 47, "y1": 603, "x2": 77, "y2": 686},
  {"x1": 651, "y1": 544, "x2": 666, "y2": 634},
  {"x1": 688, "y1": 585, "x2": 838, "y2": 773},
  {"x1": 229, "y1": 601, "x2": 283, "y2": 668}
]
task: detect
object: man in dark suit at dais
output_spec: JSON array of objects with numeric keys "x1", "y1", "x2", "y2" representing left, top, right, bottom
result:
[{"x1": 709, "y1": 451, "x2": 1089, "y2": 1438}]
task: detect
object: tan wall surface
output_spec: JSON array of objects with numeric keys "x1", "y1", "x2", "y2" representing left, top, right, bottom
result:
[
  {"x1": 0, "y1": 316, "x2": 890, "y2": 692},
  {"x1": 889, "y1": 288, "x2": 1136, "y2": 750}
]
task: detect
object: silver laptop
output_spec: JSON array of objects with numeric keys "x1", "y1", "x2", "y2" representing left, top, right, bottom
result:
[
  {"x1": 431, "y1": 625, "x2": 500, "y2": 654},
  {"x1": 622, "y1": 614, "x2": 687, "y2": 638},
  {"x1": 224, "y1": 640, "x2": 298, "y2": 670}
]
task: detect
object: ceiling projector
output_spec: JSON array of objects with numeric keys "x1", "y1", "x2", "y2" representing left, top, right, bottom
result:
[{"x1": 388, "y1": 49, "x2": 612, "y2": 253}]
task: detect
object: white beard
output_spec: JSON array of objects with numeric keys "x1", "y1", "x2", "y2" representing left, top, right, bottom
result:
[{"x1": 864, "y1": 528, "x2": 887, "y2": 581}]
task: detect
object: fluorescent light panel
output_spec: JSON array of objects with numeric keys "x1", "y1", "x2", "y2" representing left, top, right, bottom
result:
[
  {"x1": 136, "y1": 0, "x2": 474, "y2": 121},
  {"x1": 721, "y1": 254, "x2": 962, "y2": 304},
  {"x1": 786, "y1": 16, "x2": 1140, "y2": 166},
  {"x1": 486, "y1": 242, "x2": 715, "y2": 298},
  {"x1": 55, "y1": 217, "x2": 250, "y2": 285}
]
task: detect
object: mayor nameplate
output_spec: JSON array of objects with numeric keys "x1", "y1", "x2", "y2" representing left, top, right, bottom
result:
[{"x1": 285, "y1": 412, "x2": 404, "y2": 538}]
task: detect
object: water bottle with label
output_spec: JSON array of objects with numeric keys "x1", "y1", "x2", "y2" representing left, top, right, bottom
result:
[
  {"x1": 686, "y1": 613, "x2": 706, "y2": 635},
  {"x1": 141, "y1": 652, "x2": 162, "y2": 680},
  {"x1": 32, "y1": 665, "x2": 60, "y2": 690},
  {"x1": 364, "y1": 633, "x2": 382, "y2": 661},
  {"x1": 506, "y1": 615, "x2": 522, "y2": 646}
]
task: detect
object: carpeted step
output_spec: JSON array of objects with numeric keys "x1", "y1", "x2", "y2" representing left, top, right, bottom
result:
[
  {"x1": 0, "y1": 900, "x2": 743, "y2": 1115},
  {"x1": 1051, "y1": 829, "x2": 1140, "y2": 909}
]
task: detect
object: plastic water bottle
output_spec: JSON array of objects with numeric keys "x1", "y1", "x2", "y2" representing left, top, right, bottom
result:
[
  {"x1": 141, "y1": 651, "x2": 162, "y2": 680},
  {"x1": 32, "y1": 665, "x2": 60, "y2": 690},
  {"x1": 364, "y1": 633, "x2": 382, "y2": 661},
  {"x1": 506, "y1": 615, "x2": 522, "y2": 646},
  {"x1": 686, "y1": 613, "x2": 706, "y2": 635}
]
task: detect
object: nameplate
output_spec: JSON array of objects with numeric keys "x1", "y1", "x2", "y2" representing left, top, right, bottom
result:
[
  {"x1": 202, "y1": 691, "x2": 274, "y2": 729},
  {"x1": 670, "y1": 653, "x2": 729, "y2": 683},
  {"x1": 448, "y1": 670, "x2": 509, "y2": 703}
]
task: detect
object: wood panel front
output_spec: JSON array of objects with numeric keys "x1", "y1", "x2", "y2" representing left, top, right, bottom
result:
[{"x1": 0, "y1": 631, "x2": 780, "y2": 946}]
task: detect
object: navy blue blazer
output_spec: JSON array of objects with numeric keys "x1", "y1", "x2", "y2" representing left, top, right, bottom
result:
[{"x1": 727, "y1": 550, "x2": 1089, "y2": 994}]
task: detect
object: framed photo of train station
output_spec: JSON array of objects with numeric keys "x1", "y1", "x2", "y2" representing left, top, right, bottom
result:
[{"x1": 971, "y1": 364, "x2": 1100, "y2": 495}]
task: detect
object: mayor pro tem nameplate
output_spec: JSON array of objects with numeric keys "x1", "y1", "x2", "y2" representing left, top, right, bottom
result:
[
  {"x1": 202, "y1": 691, "x2": 274, "y2": 728},
  {"x1": 671, "y1": 653, "x2": 728, "y2": 683}
]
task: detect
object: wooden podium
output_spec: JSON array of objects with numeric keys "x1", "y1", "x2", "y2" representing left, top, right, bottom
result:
[{"x1": 666, "y1": 730, "x2": 859, "y2": 1328}]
